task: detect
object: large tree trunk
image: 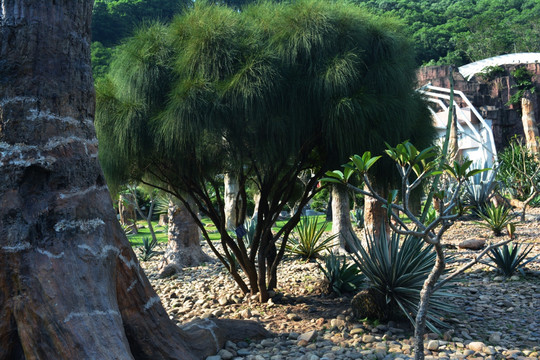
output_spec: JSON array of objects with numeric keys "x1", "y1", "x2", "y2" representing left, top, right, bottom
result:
[
  {"x1": 0, "y1": 2, "x2": 267, "y2": 359},
  {"x1": 159, "y1": 198, "x2": 212, "y2": 277},
  {"x1": 331, "y1": 184, "x2": 354, "y2": 252}
]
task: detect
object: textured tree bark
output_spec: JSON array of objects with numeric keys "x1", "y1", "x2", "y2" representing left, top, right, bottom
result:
[
  {"x1": 0, "y1": 2, "x2": 267, "y2": 359},
  {"x1": 521, "y1": 90, "x2": 539, "y2": 157},
  {"x1": 158, "y1": 198, "x2": 212, "y2": 277},
  {"x1": 331, "y1": 184, "x2": 354, "y2": 252},
  {"x1": 363, "y1": 181, "x2": 389, "y2": 241}
]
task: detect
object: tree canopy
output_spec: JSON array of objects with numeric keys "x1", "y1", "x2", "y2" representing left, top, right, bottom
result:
[
  {"x1": 95, "y1": 0, "x2": 434, "y2": 300},
  {"x1": 354, "y1": 0, "x2": 540, "y2": 66}
]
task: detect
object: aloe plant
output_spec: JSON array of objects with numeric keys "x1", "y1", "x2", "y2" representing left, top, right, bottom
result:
[
  {"x1": 318, "y1": 252, "x2": 363, "y2": 296},
  {"x1": 286, "y1": 216, "x2": 337, "y2": 260},
  {"x1": 487, "y1": 242, "x2": 538, "y2": 277}
]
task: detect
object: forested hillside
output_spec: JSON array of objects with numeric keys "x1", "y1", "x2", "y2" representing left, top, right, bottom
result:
[
  {"x1": 355, "y1": 0, "x2": 540, "y2": 66},
  {"x1": 91, "y1": 0, "x2": 540, "y2": 78}
]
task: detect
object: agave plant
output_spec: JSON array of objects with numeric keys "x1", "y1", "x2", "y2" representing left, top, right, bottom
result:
[
  {"x1": 475, "y1": 204, "x2": 516, "y2": 236},
  {"x1": 286, "y1": 216, "x2": 338, "y2": 260},
  {"x1": 350, "y1": 208, "x2": 364, "y2": 229},
  {"x1": 348, "y1": 231, "x2": 459, "y2": 333},
  {"x1": 242, "y1": 216, "x2": 257, "y2": 249},
  {"x1": 138, "y1": 236, "x2": 159, "y2": 261},
  {"x1": 487, "y1": 242, "x2": 538, "y2": 277},
  {"x1": 318, "y1": 252, "x2": 363, "y2": 296},
  {"x1": 464, "y1": 167, "x2": 498, "y2": 216}
]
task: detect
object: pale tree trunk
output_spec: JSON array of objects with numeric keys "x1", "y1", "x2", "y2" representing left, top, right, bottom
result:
[
  {"x1": 0, "y1": 2, "x2": 267, "y2": 358},
  {"x1": 224, "y1": 173, "x2": 242, "y2": 229},
  {"x1": 363, "y1": 181, "x2": 389, "y2": 241},
  {"x1": 521, "y1": 90, "x2": 539, "y2": 157},
  {"x1": 252, "y1": 190, "x2": 261, "y2": 218},
  {"x1": 119, "y1": 193, "x2": 138, "y2": 234},
  {"x1": 331, "y1": 184, "x2": 354, "y2": 252},
  {"x1": 159, "y1": 198, "x2": 212, "y2": 277}
]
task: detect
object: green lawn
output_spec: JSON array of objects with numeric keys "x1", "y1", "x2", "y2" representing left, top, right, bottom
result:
[{"x1": 127, "y1": 215, "x2": 333, "y2": 246}]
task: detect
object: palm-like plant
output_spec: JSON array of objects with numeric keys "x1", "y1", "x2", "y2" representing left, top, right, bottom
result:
[
  {"x1": 475, "y1": 204, "x2": 516, "y2": 236},
  {"x1": 318, "y1": 252, "x2": 363, "y2": 296},
  {"x1": 349, "y1": 231, "x2": 459, "y2": 333},
  {"x1": 138, "y1": 236, "x2": 159, "y2": 261},
  {"x1": 487, "y1": 242, "x2": 538, "y2": 277},
  {"x1": 286, "y1": 216, "x2": 338, "y2": 260}
]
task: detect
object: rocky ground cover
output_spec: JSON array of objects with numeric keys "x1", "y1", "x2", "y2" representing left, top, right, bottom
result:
[{"x1": 141, "y1": 209, "x2": 540, "y2": 360}]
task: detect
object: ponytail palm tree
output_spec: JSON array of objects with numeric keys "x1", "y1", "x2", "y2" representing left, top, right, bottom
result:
[{"x1": 96, "y1": 0, "x2": 434, "y2": 302}]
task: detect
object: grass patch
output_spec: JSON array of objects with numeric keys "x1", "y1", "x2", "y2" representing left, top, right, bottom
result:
[{"x1": 126, "y1": 215, "x2": 333, "y2": 246}]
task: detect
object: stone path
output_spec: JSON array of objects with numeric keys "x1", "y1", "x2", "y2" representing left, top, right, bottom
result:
[{"x1": 141, "y1": 210, "x2": 540, "y2": 360}]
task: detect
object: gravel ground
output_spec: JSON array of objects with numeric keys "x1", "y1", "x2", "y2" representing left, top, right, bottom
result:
[{"x1": 140, "y1": 208, "x2": 540, "y2": 360}]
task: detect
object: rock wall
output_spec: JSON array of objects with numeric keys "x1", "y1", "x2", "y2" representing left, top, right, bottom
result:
[{"x1": 417, "y1": 64, "x2": 540, "y2": 151}]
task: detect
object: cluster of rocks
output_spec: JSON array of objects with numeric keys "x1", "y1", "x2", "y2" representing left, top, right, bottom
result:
[{"x1": 140, "y1": 211, "x2": 540, "y2": 360}]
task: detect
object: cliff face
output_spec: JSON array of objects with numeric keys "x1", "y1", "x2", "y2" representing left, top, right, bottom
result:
[{"x1": 417, "y1": 64, "x2": 540, "y2": 151}]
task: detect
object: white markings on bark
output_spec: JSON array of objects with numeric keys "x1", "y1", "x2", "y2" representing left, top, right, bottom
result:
[
  {"x1": 182, "y1": 319, "x2": 220, "y2": 353},
  {"x1": 2, "y1": 242, "x2": 31, "y2": 252},
  {"x1": 143, "y1": 296, "x2": 161, "y2": 311},
  {"x1": 77, "y1": 244, "x2": 120, "y2": 258},
  {"x1": 118, "y1": 253, "x2": 139, "y2": 269},
  {"x1": 54, "y1": 218, "x2": 105, "y2": 233},
  {"x1": 0, "y1": 96, "x2": 37, "y2": 107},
  {"x1": 27, "y1": 108, "x2": 94, "y2": 128},
  {"x1": 58, "y1": 185, "x2": 108, "y2": 200},
  {"x1": 36, "y1": 248, "x2": 65, "y2": 259},
  {"x1": 63, "y1": 309, "x2": 120, "y2": 323},
  {"x1": 127, "y1": 280, "x2": 138, "y2": 292}
]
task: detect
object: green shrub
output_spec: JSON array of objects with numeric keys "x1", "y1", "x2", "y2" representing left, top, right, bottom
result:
[
  {"x1": 138, "y1": 236, "x2": 159, "y2": 261},
  {"x1": 286, "y1": 216, "x2": 337, "y2": 260},
  {"x1": 350, "y1": 208, "x2": 364, "y2": 229},
  {"x1": 475, "y1": 204, "x2": 516, "y2": 236},
  {"x1": 318, "y1": 252, "x2": 363, "y2": 296},
  {"x1": 487, "y1": 242, "x2": 538, "y2": 277},
  {"x1": 348, "y1": 231, "x2": 459, "y2": 333}
]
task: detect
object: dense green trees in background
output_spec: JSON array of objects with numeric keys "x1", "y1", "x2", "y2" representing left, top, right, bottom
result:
[
  {"x1": 91, "y1": 0, "x2": 540, "y2": 78},
  {"x1": 356, "y1": 0, "x2": 540, "y2": 66}
]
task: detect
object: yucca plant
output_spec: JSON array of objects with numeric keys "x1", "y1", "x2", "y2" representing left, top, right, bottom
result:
[
  {"x1": 318, "y1": 252, "x2": 363, "y2": 296},
  {"x1": 286, "y1": 216, "x2": 338, "y2": 261},
  {"x1": 487, "y1": 242, "x2": 538, "y2": 277},
  {"x1": 348, "y1": 231, "x2": 459, "y2": 333},
  {"x1": 138, "y1": 236, "x2": 159, "y2": 261},
  {"x1": 475, "y1": 203, "x2": 516, "y2": 236},
  {"x1": 242, "y1": 217, "x2": 257, "y2": 249},
  {"x1": 464, "y1": 167, "x2": 498, "y2": 216},
  {"x1": 350, "y1": 208, "x2": 364, "y2": 229}
]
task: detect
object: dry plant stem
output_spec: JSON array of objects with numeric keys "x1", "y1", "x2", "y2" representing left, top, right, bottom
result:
[
  {"x1": 414, "y1": 242, "x2": 446, "y2": 360},
  {"x1": 433, "y1": 236, "x2": 514, "y2": 292}
]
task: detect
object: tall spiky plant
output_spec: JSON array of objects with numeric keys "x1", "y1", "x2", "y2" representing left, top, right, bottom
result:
[{"x1": 96, "y1": 0, "x2": 434, "y2": 301}]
